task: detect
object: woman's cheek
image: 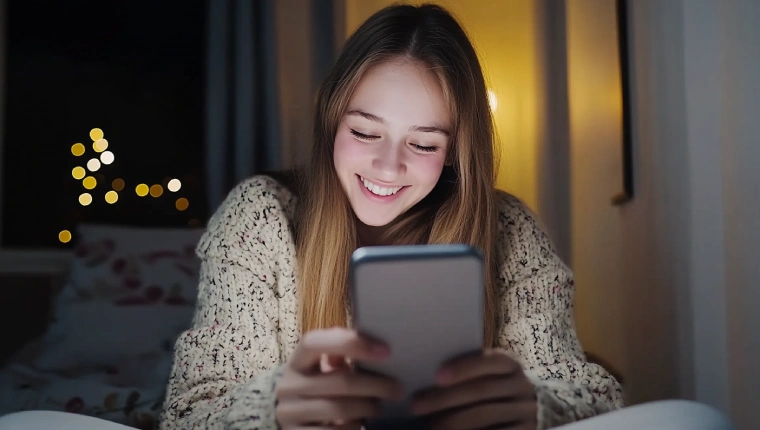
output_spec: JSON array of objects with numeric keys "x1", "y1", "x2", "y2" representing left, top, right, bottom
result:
[
  {"x1": 412, "y1": 152, "x2": 447, "y2": 180},
  {"x1": 333, "y1": 132, "x2": 365, "y2": 167}
]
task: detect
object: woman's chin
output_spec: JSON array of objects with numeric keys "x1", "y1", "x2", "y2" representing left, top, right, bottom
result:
[{"x1": 354, "y1": 213, "x2": 396, "y2": 228}]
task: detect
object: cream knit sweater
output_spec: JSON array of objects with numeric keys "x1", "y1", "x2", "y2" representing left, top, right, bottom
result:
[{"x1": 159, "y1": 175, "x2": 624, "y2": 429}]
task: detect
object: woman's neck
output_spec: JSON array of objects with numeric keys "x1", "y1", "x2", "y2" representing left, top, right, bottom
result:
[{"x1": 355, "y1": 221, "x2": 389, "y2": 247}]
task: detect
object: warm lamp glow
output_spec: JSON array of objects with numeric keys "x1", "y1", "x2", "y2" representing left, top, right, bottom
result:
[{"x1": 487, "y1": 89, "x2": 499, "y2": 112}]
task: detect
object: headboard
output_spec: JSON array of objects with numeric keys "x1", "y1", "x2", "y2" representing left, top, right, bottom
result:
[{"x1": 0, "y1": 250, "x2": 70, "y2": 364}]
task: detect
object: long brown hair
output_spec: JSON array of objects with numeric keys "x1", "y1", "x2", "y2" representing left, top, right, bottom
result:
[{"x1": 296, "y1": 3, "x2": 500, "y2": 347}]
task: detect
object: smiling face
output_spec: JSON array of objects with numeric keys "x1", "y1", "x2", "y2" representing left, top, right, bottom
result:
[{"x1": 333, "y1": 59, "x2": 452, "y2": 230}]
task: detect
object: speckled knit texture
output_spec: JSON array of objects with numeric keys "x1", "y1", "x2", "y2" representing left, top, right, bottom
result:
[{"x1": 159, "y1": 175, "x2": 625, "y2": 430}]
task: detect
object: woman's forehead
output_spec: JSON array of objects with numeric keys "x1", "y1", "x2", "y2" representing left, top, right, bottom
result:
[{"x1": 346, "y1": 60, "x2": 452, "y2": 129}]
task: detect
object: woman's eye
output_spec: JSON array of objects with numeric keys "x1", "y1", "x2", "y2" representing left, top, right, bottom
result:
[
  {"x1": 411, "y1": 143, "x2": 438, "y2": 153},
  {"x1": 350, "y1": 129, "x2": 380, "y2": 140}
]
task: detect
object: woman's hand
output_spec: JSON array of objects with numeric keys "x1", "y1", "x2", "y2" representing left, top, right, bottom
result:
[
  {"x1": 412, "y1": 349, "x2": 538, "y2": 430},
  {"x1": 275, "y1": 328, "x2": 403, "y2": 429}
]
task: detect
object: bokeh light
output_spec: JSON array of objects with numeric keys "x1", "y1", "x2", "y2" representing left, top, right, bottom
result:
[
  {"x1": 87, "y1": 158, "x2": 101, "y2": 172},
  {"x1": 100, "y1": 151, "x2": 114, "y2": 164},
  {"x1": 149, "y1": 184, "x2": 163, "y2": 197},
  {"x1": 93, "y1": 139, "x2": 108, "y2": 153},
  {"x1": 105, "y1": 191, "x2": 118, "y2": 204},
  {"x1": 135, "y1": 184, "x2": 149, "y2": 197},
  {"x1": 72, "y1": 166, "x2": 86, "y2": 180},
  {"x1": 79, "y1": 193, "x2": 93, "y2": 206},
  {"x1": 71, "y1": 143, "x2": 85, "y2": 156},
  {"x1": 90, "y1": 128, "x2": 104, "y2": 141},
  {"x1": 58, "y1": 230, "x2": 72, "y2": 243},
  {"x1": 112, "y1": 178, "x2": 125, "y2": 191},
  {"x1": 175, "y1": 197, "x2": 189, "y2": 211},
  {"x1": 167, "y1": 179, "x2": 182, "y2": 192},
  {"x1": 82, "y1": 176, "x2": 97, "y2": 190}
]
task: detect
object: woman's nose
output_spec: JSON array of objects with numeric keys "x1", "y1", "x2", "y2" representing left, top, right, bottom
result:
[{"x1": 372, "y1": 144, "x2": 406, "y2": 180}]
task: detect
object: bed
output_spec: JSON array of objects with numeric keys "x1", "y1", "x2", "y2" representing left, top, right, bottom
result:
[
  {"x1": 0, "y1": 223, "x2": 624, "y2": 430},
  {"x1": 0, "y1": 225, "x2": 204, "y2": 429}
]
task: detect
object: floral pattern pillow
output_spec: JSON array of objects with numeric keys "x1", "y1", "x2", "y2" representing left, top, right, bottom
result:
[
  {"x1": 34, "y1": 224, "x2": 205, "y2": 371},
  {"x1": 56, "y1": 225, "x2": 204, "y2": 308}
]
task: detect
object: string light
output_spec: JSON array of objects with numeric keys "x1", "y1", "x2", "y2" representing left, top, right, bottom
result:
[
  {"x1": 100, "y1": 151, "x2": 114, "y2": 164},
  {"x1": 82, "y1": 176, "x2": 97, "y2": 190},
  {"x1": 87, "y1": 158, "x2": 101, "y2": 172},
  {"x1": 175, "y1": 198, "x2": 189, "y2": 211},
  {"x1": 93, "y1": 139, "x2": 108, "y2": 153},
  {"x1": 58, "y1": 230, "x2": 72, "y2": 243},
  {"x1": 167, "y1": 179, "x2": 181, "y2": 192},
  {"x1": 72, "y1": 166, "x2": 86, "y2": 180},
  {"x1": 79, "y1": 193, "x2": 93, "y2": 206},
  {"x1": 90, "y1": 128, "x2": 104, "y2": 141},
  {"x1": 64, "y1": 128, "x2": 194, "y2": 242},
  {"x1": 135, "y1": 184, "x2": 149, "y2": 197},
  {"x1": 105, "y1": 191, "x2": 118, "y2": 204},
  {"x1": 112, "y1": 178, "x2": 125, "y2": 191},
  {"x1": 149, "y1": 184, "x2": 163, "y2": 198},
  {"x1": 71, "y1": 143, "x2": 85, "y2": 156}
]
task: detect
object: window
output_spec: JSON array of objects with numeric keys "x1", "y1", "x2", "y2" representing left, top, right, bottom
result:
[{"x1": 1, "y1": 0, "x2": 208, "y2": 250}]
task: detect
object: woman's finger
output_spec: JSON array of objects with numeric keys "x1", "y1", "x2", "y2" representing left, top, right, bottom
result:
[
  {"x1": 321, "y1": 353, "x2": 350, "y2": 373},
  {"x1": 437, "y1": 349, "x2": 520, "y2": 386},
  {"x1": 412, "y1": 375, "x2": 530, "y2": 416},
  {"x1": 277, "y1": 368, "x2": 402, "y2": 399},
  {"x1": 290, "y1": 328, "x2": 390, "y2": 373},
  {"x1": 429, "y1": 400, "x2": 537, "y2": 430},
  {"x1": 276, "y1": 397, "x2": 381, "y2": 424}
]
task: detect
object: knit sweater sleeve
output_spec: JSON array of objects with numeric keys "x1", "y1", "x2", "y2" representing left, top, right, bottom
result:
[
  {"x1": 160, "y1": 176, "x2": 293, "y2": 430},
  {"x1": 494, "y1": 193, "x2": 625, "y2": 429}
]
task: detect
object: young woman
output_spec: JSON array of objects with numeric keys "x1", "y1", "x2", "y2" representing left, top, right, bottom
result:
[{"x1": 158, "y1": 3, "x2": 623, "y2": 430}]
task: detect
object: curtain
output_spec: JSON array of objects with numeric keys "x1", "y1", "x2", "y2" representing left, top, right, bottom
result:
[{"x1": 205, "y1": 0, "x2": 340, "y2": 212}]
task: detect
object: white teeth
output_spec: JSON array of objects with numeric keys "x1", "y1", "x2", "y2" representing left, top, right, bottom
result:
[{"x1": 361, "y1": 177, "x2": 402, "y2": 196}]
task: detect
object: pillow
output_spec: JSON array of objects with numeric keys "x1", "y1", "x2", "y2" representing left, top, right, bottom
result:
[
  {"x1": 55, "y1": 224, "x2": 205, "y2": 308},
  {"x1": 33, "y1": 302, "x2": 194, "y2": 370},
  {"x1": 34, "y1": 224, "x2": 204, "y2": 370}
]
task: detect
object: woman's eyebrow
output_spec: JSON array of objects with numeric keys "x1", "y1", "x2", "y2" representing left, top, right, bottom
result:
[{"x1": 346, "y1": 109, "x2": 451, "y2": 136}]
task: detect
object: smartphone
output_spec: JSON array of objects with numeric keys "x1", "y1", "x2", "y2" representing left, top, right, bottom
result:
[{"x1": 349, "y1": 244, "x2": 484, "y2": 425}]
